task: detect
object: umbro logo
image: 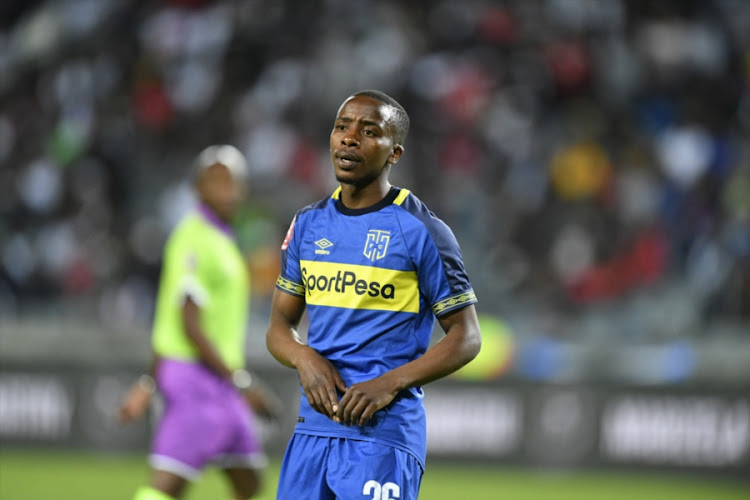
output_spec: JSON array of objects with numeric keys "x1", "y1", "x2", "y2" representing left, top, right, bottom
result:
[{"x1": 315, "y1": 238, "x2": 333, "y2": 255}]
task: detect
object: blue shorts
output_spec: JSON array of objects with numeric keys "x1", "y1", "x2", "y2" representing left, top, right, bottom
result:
[{"x1": 276, "y1": 433, "x2": 423, "y2": 500}]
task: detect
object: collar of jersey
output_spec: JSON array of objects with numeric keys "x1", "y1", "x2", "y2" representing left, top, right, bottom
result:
[
  {"x1": 333, "y1": 186, "x2": 401, "y2": 216},
  {"x1": 197, "y1": 203, "x2": 235, "y2": 237}
]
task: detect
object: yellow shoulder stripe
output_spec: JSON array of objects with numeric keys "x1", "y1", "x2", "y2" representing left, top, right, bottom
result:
[{"x1": 393, "y1": 188, "x2": 411, "y2": 206}]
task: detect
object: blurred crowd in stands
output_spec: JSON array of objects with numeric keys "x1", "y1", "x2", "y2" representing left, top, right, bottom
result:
[{"x1": 1, "y1": 0, "x2": 748, "y2": 348}]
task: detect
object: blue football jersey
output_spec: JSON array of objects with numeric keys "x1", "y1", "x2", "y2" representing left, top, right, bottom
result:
[{"x1": 276, "y1": 186, "x2": 477, "y2": 466}]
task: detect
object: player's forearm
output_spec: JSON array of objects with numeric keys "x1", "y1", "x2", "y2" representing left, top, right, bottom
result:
[
  {"x1": 187, "y1": 329, "x2": 234, "y2": 379},
  {"x1": 266, "y1": 322, "x2": 309, "y2": 369},
  {"x1": 266, "y1": 289, "x2": 309, "y2": 369},
  {"x1": 390, "y1": 328, "x2": 480, "y2": 391},
  {"x1": 182, "y1": 299, "x2": 233, "y2": 380},
  {"x1": 183, "y1": 316, "x2": 232, "y2": 378},
  {"x1": 388, "y1": 307, "x2": 481, "y2": 391}
]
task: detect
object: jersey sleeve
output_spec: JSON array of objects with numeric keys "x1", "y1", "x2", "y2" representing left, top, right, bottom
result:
[
  {"x1": 167, "y1": 230, "x2": 212, "y2": 307},
  {"x1": 275, "y1": 214, "x2": 306, "y2": 297},
  {"x1": 415, "y1": 217, "x2": 477, "y2": 317}
]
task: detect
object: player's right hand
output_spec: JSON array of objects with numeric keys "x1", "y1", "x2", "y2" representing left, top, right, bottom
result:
[
  {"x1": 294, "y1": 346, "x2": 347, "y2": 420},
  {"x1": 117, "y1": 383, "x2": 153, "y2": 423}
]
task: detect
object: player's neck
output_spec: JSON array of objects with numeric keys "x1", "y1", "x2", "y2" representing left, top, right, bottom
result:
[
  {"x1": 198, "y1": 203, "x2": 234, "y2": 235},
  {"x1": 339, "y1": 182, "x2": 392, "y2": 209}
]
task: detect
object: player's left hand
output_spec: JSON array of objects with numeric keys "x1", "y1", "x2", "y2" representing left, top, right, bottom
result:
[{"x1": 334, "y1": 375, "x2": 399, "y2": 426}]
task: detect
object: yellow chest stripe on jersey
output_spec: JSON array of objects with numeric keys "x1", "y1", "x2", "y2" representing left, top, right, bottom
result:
[{"x1": 300, "y1": 260, "x2": 419, "y2": 313}]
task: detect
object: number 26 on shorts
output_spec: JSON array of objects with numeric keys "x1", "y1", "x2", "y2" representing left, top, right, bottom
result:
[{"x1": 363, "y1": 480, "x2": 400, "y2": 500}]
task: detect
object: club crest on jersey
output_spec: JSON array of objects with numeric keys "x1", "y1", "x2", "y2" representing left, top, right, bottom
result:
[
  {"x1": 315, "y1": 238, "x2": 333, "y2": 255},
  {"x1": 364, "y1": 230, "x2": 390, "y2": 262}
]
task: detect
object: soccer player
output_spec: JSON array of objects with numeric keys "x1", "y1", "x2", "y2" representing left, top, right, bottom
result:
[
  {"x1": 118, "y1": 144, "x2": 279, "y2": 500},
  {"x1": 266, "y1": 90, "x2": 482, "y2": 499}
]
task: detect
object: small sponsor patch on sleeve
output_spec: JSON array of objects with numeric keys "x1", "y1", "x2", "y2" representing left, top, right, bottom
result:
[{"x1": 281, "y1": 216, "x2": 296, "y2": 250}]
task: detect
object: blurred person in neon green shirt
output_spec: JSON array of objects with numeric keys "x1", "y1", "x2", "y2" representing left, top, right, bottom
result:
[{"x1": 118, "y1": 145, "x2": 279, "y2": 500}]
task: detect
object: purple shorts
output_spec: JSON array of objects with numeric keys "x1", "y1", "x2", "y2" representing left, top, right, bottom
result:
[{"x1": 149, "y1": 359, "x2": 267, "y2": 480}]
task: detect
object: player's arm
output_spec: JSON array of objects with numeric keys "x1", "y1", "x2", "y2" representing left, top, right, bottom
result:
[
  {"x1": 393, "y1": 303, "x2": 481, "y2": 386},
  {"x1": 182, "y1": 296, "x2": 234, "y2": 380},
  {"x1": 184, "y1": 297, "x2": 283, "y2": 419},
  {"x1": 266, "y1": 288, "x2": 347, "y2": 419},
  {"x1": 336, "y1": 304, "x2": 481, "y2": 426}
]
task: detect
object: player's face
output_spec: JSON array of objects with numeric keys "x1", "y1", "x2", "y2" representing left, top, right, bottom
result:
[
  {"x1": 197, "y1": 163, "x2": 246, "y2": 222},
  {"x1": 330, "y1": 95, "x2": 403, "y2": 189}
]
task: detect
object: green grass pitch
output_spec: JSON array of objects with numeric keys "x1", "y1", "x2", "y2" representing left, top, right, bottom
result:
[{"x1": 0, "y1": 449, "x2": 747, "y2": 499}]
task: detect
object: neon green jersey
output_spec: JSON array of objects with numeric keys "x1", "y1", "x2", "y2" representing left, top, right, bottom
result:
[{"x1": 151, "y1": 208, "x2": 249, "y2": 370}]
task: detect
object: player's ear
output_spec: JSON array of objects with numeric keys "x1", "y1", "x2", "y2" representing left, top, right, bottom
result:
[{"x1": 387, "y1": 145, "x2": 404, "y2": 165}]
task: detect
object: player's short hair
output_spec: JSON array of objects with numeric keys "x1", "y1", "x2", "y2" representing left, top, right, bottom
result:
[
  {"x1": 193, "y1": 144, "x2": 248, "y2": 182},
  {"x1": 352, "y1": 89, "x2": 410, "y2": 146}
]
